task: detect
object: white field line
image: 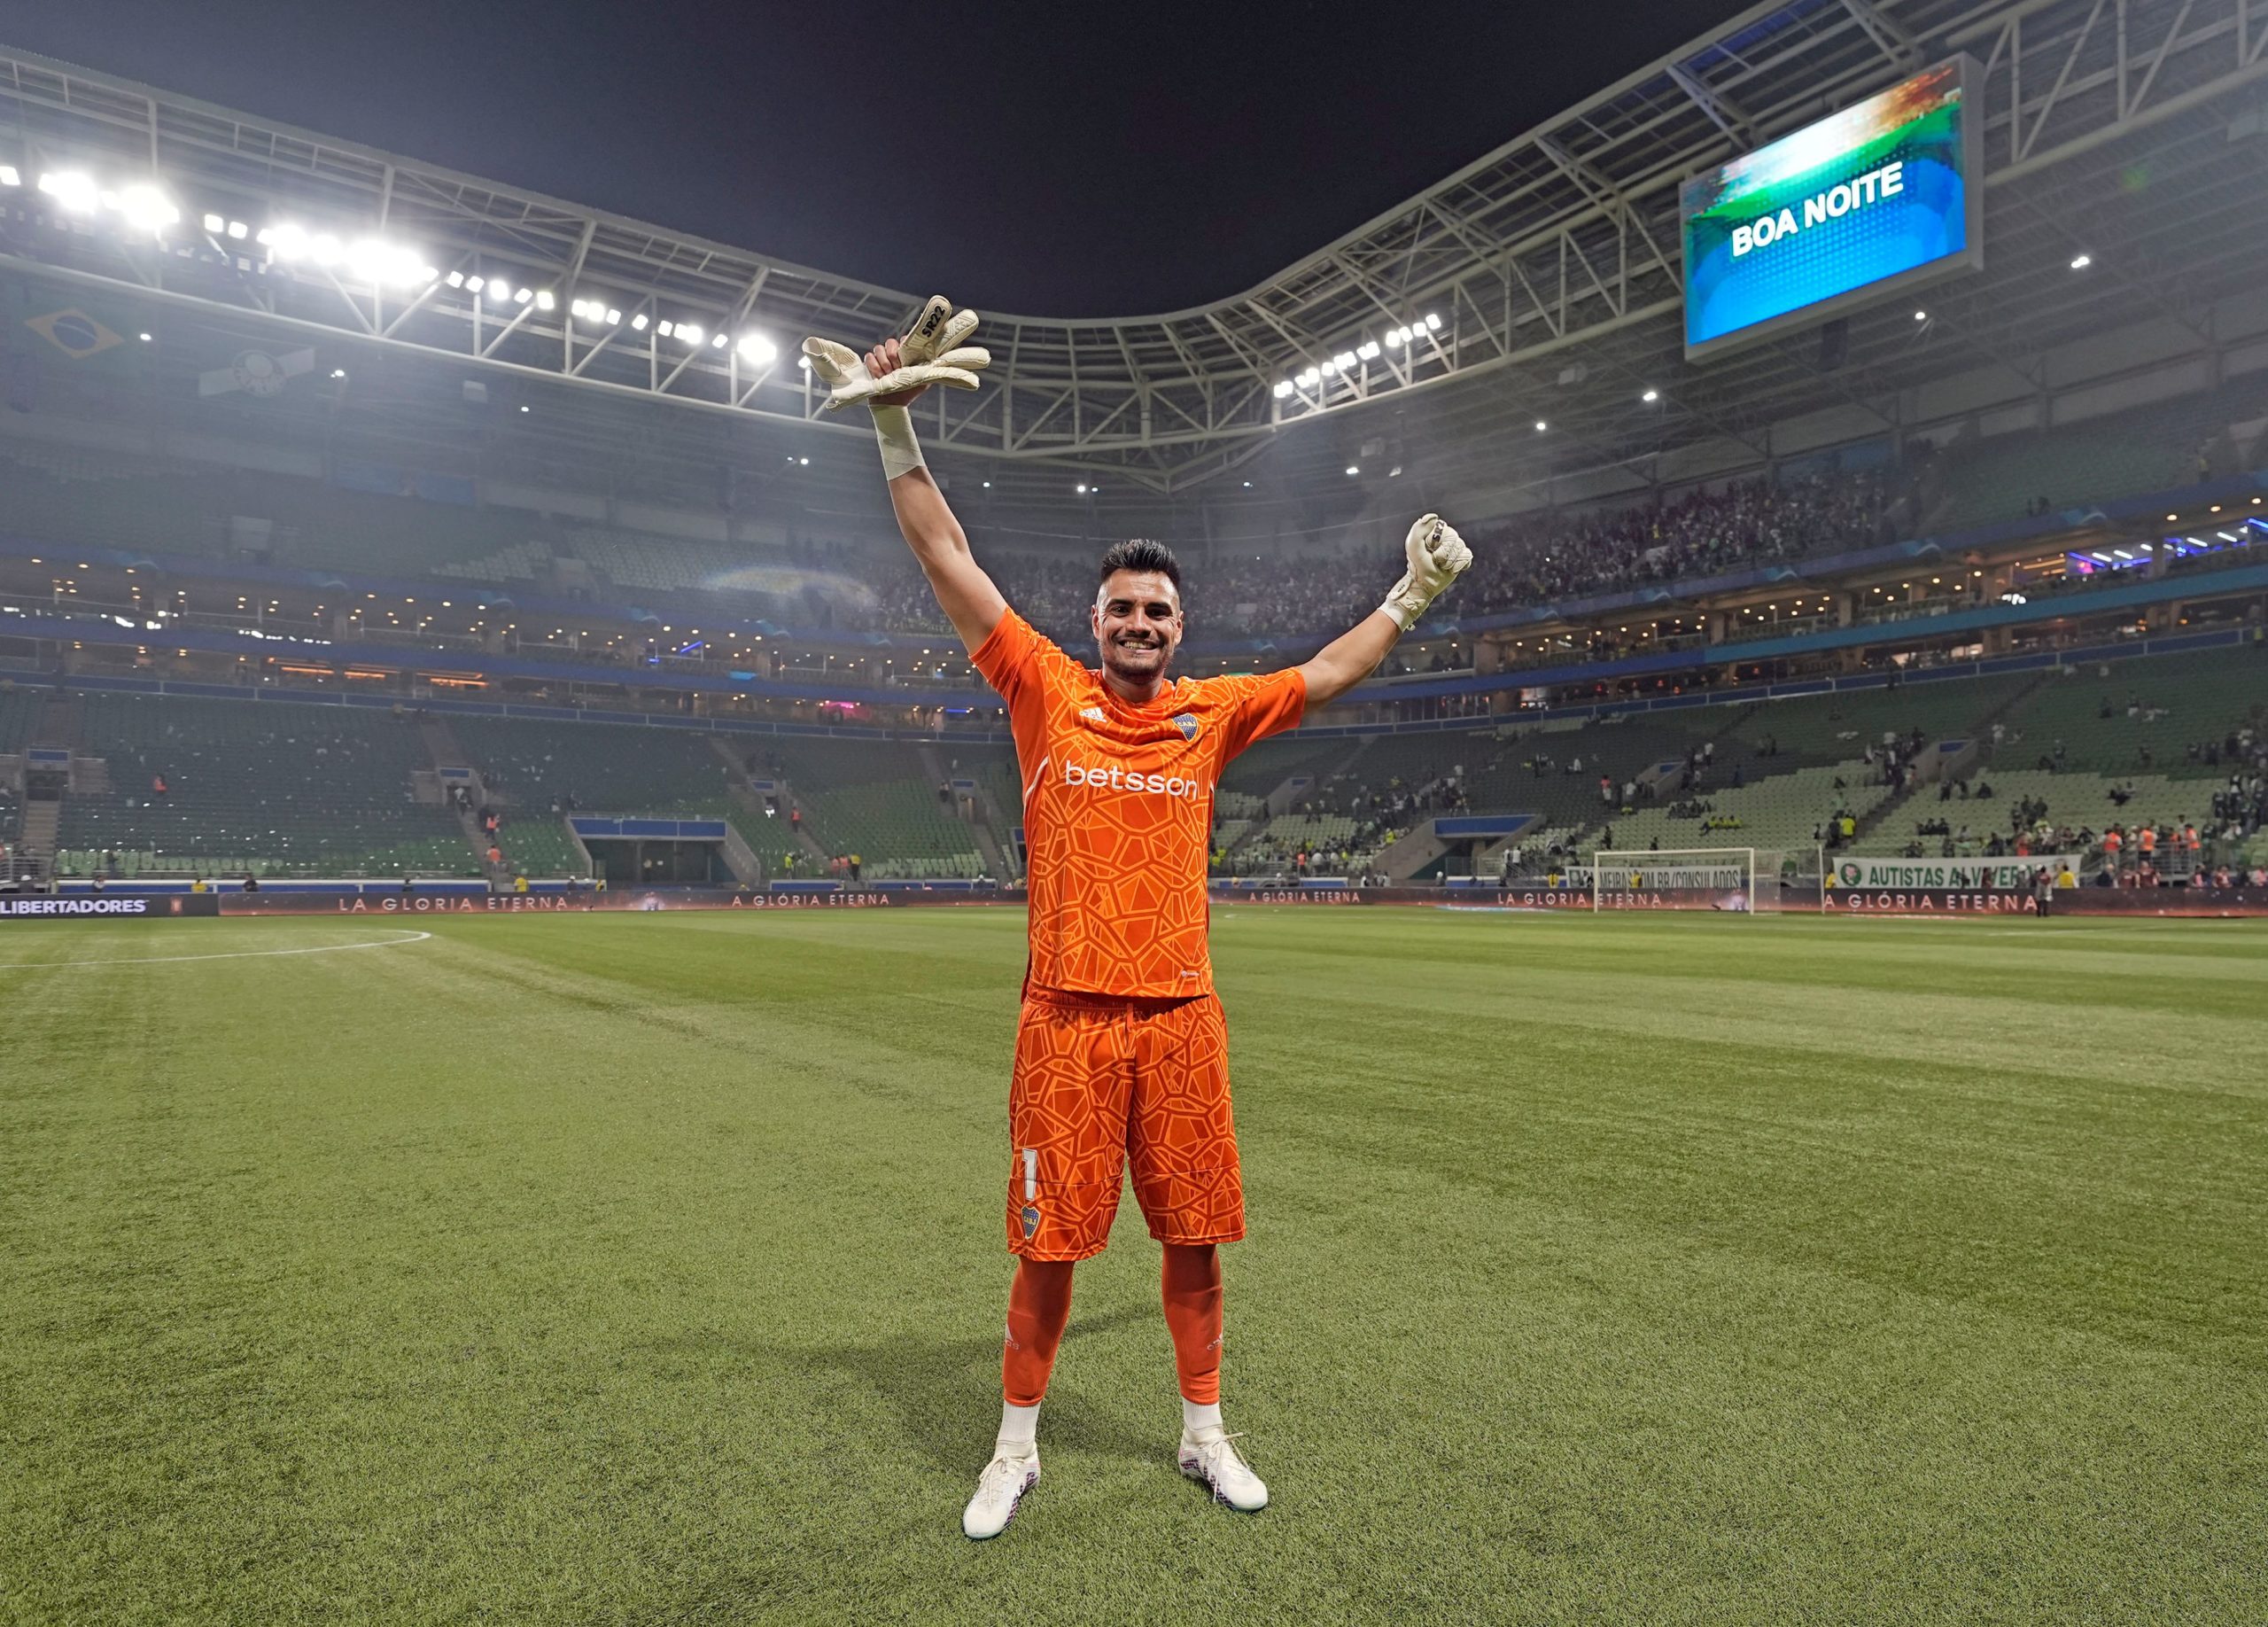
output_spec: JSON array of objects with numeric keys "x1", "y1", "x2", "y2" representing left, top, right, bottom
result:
[{"x1": 0, "y1": 929, "x2": 434, "y2": 969}]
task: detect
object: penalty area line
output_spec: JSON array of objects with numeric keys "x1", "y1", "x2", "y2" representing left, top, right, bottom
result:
[{"x1": 0, "y1": 929, "x2": 434, "y2": 969}]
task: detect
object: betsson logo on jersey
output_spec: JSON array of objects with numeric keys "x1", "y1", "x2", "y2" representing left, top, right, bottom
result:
[{"x1": 1061, "y1": 761, "x2": 1203, "y2": 800}]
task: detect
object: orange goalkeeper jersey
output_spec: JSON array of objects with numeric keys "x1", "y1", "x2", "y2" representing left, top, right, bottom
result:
[{"x1": 973, "y1": 609, "x2": 1306, "y2": 998}]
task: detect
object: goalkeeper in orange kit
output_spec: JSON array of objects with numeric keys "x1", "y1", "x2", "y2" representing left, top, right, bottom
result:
[{"x1": 804, "y1": 298, "x2": 1471, "y2": 1537}]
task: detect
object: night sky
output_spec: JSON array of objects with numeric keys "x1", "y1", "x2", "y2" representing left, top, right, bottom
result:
[{"x1": 11, "y1": 0, "x2": 1747, "y2": 316}]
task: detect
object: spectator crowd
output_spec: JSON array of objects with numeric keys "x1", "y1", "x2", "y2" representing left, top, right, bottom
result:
[{"x1": 855, "y1": 471, "x2": 1893, "y2": 643}]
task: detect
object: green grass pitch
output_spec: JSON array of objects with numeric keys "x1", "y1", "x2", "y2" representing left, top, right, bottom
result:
[{"x1": 4, "y1": 907, "x2": 2264, "y2": 1623}]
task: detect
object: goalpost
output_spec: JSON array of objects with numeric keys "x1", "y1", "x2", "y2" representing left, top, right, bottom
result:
[{"x1": 1588, "y1": 848, "x2": 1789, "y2": 913}]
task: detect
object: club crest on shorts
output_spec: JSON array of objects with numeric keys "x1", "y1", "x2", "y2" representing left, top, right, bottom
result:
[
  {"x1": 1020, "y1": 1205, "x2": 1040, "y2": 1238},
  {"x1": 1173, "y1": 712, "x2": 1200, "y2": 742}
]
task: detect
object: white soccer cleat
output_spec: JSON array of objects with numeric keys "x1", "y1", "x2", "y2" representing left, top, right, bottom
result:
[
  {"x1": 961, "y1": 1445, "x2": 1040, "y2": 1539},
  {"x1": 1177, "y1": 1427, "x2": 1269, "y2": 1513}
]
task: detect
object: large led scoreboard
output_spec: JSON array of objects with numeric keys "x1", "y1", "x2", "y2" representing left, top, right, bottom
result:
[{"x1": 1682, "y1": 58, "x2": 1984, "y2": 359}]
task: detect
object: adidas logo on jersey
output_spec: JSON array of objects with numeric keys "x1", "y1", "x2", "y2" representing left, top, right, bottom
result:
[{"x1": 1079, "y1": 706, "x2": 1107, "y2": 722}]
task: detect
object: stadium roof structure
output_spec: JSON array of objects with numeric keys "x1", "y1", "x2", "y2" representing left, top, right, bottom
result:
[{"x1": 4, "y1": 0, "x2": 2267, "y2": 513}]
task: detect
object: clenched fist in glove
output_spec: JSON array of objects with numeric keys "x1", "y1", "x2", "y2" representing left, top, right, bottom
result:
[
  {"x1": 1379, "y1": 513, "x2": 1472, "y2": 631},
  {"x1": 802, "y1": 295, "x2": 991, "y2": 412}
]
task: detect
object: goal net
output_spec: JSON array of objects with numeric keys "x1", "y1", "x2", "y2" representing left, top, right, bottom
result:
[{"x1": 1588, "y1": 848, "x2": 1788, "y2": 912}]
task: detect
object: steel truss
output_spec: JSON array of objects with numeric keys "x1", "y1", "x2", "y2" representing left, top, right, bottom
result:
[{"x1": 4, "y1": 0, "x2": 2267, "y2": 496}]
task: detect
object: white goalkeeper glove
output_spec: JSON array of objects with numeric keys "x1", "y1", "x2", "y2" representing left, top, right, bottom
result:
[
  {"x1": 1379, "y1": 513, "x2": 1472, "y2": 631},
  {"x1": 800, "y1": 294, "x2": 991, "y2": 412}
]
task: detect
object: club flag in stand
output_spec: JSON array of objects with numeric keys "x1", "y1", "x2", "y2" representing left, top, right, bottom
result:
[
  {"x1": 199, "y1": 347, "x2": 315, "y2": 398},
  {"x1": 23, "y1": 307, "x2": 126, "y2": 361}
]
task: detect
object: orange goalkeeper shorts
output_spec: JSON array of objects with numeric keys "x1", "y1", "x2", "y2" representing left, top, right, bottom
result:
[{"x1": 1005, "y1": 988, "x2": 1244, "y2": 1261}]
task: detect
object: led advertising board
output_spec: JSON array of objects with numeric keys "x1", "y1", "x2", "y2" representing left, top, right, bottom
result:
[{"x1": 1682, "y1": 57, "x2": 1983, "y2": 359}]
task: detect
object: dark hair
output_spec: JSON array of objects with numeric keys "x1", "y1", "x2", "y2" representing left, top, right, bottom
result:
[{"x1": 1097, "y1": 538, "x2": 1182, "y2": 590}]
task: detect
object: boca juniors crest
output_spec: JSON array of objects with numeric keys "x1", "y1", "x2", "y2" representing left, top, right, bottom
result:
[{"x1": 1173, "y1": 712, "x2": 1200, "y2": 742}]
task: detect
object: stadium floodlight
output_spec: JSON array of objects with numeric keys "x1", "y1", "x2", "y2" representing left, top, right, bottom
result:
[
  {"x1": 1320, "y1": 360, "x2": 1338, "y2": 377},
  {"x1": 1345, "y1": 465, "x2": 1359, "y2": 476},
  {"x1": 0, "y1": 165, "x2": 18, "y2": 187},
  {"x1": 307, "y1": 233, "x2": 343, "y2": 266},
  {"x1": 38, "y1": 170, "x2": 99, "y2": 213},
  {"x1": 737, "y1": 332, "x2": 779, "y2": 364},
  {"x1": 513, "y1": 286, "x2": 532, "y2": 305},
  {"x1": 1424, "y1": 313, "x2": 1441, "y2": 331},
  {"x1": 446, "y1": 269, "x2": 465, "y2": 287},
  {"x1": 137, "y1": 332, "x2": 151, "y2": 342},
  {"x1": 203, "y1": 213, "x2": 224, "y2": 232},
  {"x1": 1271, "y1": 380, "x2": 1293, "y2": 398},
  {"x1": 2070, "y1": 253, "x2": 2092, "y2": 269},
  {"x1": 798, "y1": 456, "x2": 809, "y2": 466},
  {"x1": 677, "y1": 323, "x2": 703, "y2": 345},
  {"x1": 265, "y1": 223, "x2": 310, "y2": 259},
  {"x1": 1914, "y1": 308, "x2": 1928, "y2": 321},
  {"x1": 463, "y1": 275, "x2": 485, "y2": 292},
  {"x1": 1332, "y1": 351, "x2": 1356, "y2": 370},
  {"x1": 117, "y1": 183, "x2": 181, "y2": 231},
  {"x1": 604, "y1": 308, "x2": 621, "y2": 325},
  {"x1": 1356, "y1": 340, "x2": 1380, "y2": 360},
  {"x1": 330, "y1": 368, "x2": 346, "y2": 378},
  {"x1": 1642, "y1": 388, "x2": 1659, "y2": 401},
  {"x1": 655, "y1": 319, "x2": 672, "y2": 337},
  {"x1": 535, "y1": 290, "x2": 555, "y2": 311},
  {"x1": 228, "y1": 221, "x2": 248, "y2": 239},
  {"x1": 711, "y1": 332, "x2": 727, "y2": 349},
  {"x1": 1386, "y1": 329, "x2": 1404, "y2": 346},
  {"x1": 1534, "y1": 420, "x2": 1547, "y2": 432},
  {"x1": 346, "y1": 238, "x2": 427, "y2": 287}
]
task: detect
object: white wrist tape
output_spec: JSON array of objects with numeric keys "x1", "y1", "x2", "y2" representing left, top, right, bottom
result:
[
  {"x1": 1379, "y1": 573, "x2": 1432, "y2": 632},
  {"x1": 871, "y1": 404, "x2": 925, "y2": 481}
]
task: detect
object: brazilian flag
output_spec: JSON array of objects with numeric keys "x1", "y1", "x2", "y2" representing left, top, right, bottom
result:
[
  {"x1": 25, "y1": 306, "x2": 126, "y2": 360},
  {"x1": 4, "y1": 275, "x2": 140, "y2": 368}
]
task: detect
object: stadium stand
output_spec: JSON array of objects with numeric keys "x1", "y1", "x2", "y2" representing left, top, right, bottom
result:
[
  {"x1": 54, "y1": 694, "x2": 474, "y2": 876},
  {"x1": 1236, "y1": 814, "x2": 1360, "y2": 873},
  {"x1": 451, "y1": 718, "x2": 738, "y2": 814},
  {"x1": 0, "y1": 688, "x2": 39, "y2": 872},
  {"x1": 1989, "y1": 650, "x2": 2267, "y2": 776},
  {"x1": 1, "y1": 371, "x2": 2259, "y2": 658},
  {"x1": 1462, "y1": 715, "x2": 1737, "y2": 831},
  {"x1": 9, "y1": 639, "x2": 2259, "y2": 885},
  {"x1": 488, "y1": 818, "x2": 589, "y2": 879},
  {"x1": 0, "y1": 685, "x2": 39, "y2": 753},
  {"x1": 1217, "y1": 732, "x2": 1353, "y2": 798},
  {"x1": 1928, "y1": 380, "x2": 2267, "y2": 531},
  {"x1": 756, "y1": 736, "x2": 983, "y2": 877},
  {"x1": 0, "y1": 447, "x2": 517, "y2": 578},
  {"x1": 1587, "y1": 764, "x2": 1899, "y2": 858}
]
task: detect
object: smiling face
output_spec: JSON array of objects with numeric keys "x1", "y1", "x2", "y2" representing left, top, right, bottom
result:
[{"x1": 1091, "y1": 568, "x2": 1184, "y2": 692}]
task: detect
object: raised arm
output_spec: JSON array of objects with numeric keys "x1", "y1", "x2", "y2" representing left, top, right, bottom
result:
[
  {"x1": 1297, "y1": 608, "x2": 1407, "y2": 710},
  {"x1": 860, "y1": 335, "x2": 1006, "y2": 655},
  {"x1": 1296, "y1": 515, "x2": 1472, "y2": 709}
]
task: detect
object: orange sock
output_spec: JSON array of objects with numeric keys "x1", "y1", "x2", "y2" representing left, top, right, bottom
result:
[
  {"x1": 1002, "y1": 1259, "x2": 1076, "y2": 1406},
  {"x1": 1161, "y1": 1242, "x2": 1223, "y2": 1405}
]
